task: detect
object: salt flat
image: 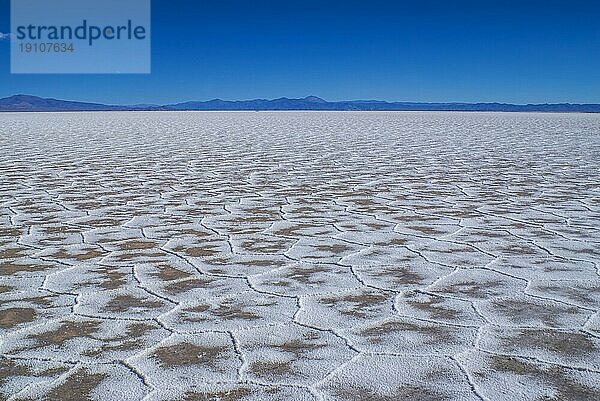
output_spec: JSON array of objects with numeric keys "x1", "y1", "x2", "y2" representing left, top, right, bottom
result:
[{"x1": 0, "y1": 111, "x2": 599, "y2": 400}]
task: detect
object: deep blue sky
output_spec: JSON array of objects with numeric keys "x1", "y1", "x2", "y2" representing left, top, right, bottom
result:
[{"x1": 1, "y1": 0, "x2": 599, "y2": 104}]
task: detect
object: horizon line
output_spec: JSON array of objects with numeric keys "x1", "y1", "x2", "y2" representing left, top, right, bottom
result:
[{"x1": 3, "y1": 94, "x2": 600, "y2": 107}]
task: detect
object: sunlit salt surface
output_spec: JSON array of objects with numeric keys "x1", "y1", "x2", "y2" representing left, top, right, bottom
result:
[{"x1": 1, "y1": 111, "x2": 599, "y2": 400}]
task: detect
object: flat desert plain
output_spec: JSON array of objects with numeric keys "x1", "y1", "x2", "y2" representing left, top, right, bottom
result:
[{"x1": 1, "y1": 111, "x2": 599, "y2": 400}]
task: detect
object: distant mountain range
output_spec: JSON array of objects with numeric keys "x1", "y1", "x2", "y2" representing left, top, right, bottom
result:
[{"x1": 1, "y1": 94, "x2": 600, "y2": 113}]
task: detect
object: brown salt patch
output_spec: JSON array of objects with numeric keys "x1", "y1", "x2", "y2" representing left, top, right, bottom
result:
[
  {"x1": 105, "y1": 294, "x2": 163, "y2": 313},
  {"x1": 164, "y1": 277, "x2": 217, "y2": 295},
  {"x1": 366, "y1": 223, "x2": 390, "y2": 230},
  {"x1": 360, "y1": 320, "x2": 453, "y2": 344},
  {"x1": 505, "y1": 329, "x2": 596, "y2": 358},
  {"x1": 222, "y1": 226, "x2": 265, "y2": 235},
  {"x1": 272, "y1": 223, "x2": 314, "y2": 237},
  {"x1": 151, "y1": 265, "x2": 193, "y2": 281},
  {"x1": 0, "y1": 227, "x2": 23, "y2": 237},
  {"x1": 125, "y1": 322, "x2": 156, "y2": 338},
  {"x1": 379, "y1": 266, "x2": 425, "y2": 285},
  {"x1": 473, "y1": 230, "x2": 507, "y2": 238},
  {"x1": 442, "y1": 210, "x2": 481, "y2": 218},
  {"x1": 31, "y1": 321, "x2": 101, "y2": 347},
  {"x1": 248, "y1": 360, "x2": 292, "y2": 378},
  {"x1": 84, "y1": 322, "x2": 157, "y2": 356},
  {"x1": 489, "y1": 354, "x2": 598, "y2": 400},
  {"x1": 157, "y1": 228, "x2": 212, "y2": 239},
  {"x1": 206, "y1": 268, "x2": 227, "y2": 275},
  {"x1": 1, "y1": 360, "x2": 71, "y2": 388},
  {"x1": 490, "y1": 299, "x2": 579, "y2": 327},
  {"x1": 314, "y1": 244, "x2": 352, "y2": 254},
  {"x1": 431, "y1": 244, "x2": 478, "y2": 254},
  {"x1": 283, "y1": 265, "x2": 328, "y2": 285},
  {"x1": 72, "y1": 202, "x2": 108, "y2": 211},
  {"x1": 379, "y1": 238, "x2": 409, "y2": 246},
  {"x1": 239, "y1": 239, "x2": 290, "y2": 254},
  {"x1": 24, "y1": 295, "x2": 57, "y2": 308},
  {"x1": 331, "y1": 383, "x2": 447, "y2": 401},
  {"x1": 270, "y1": 280, "x2": 292, "y2": 287},
  {"x1": 18, "y1": 217, "x2": 62, "y2": 226},
  {"x1": 184, "y1": 299, "x2": 263, "y2": 321},
  {"x1": 50, "y1": 248, "x2": 106, "y2": 262},
  {"x1": 211, "y1": 300, "x2": 262, "y2": 321},
  {"x1": 289, "y1": 206, "x2": 321, "y2": 215},
  {"x1": 0, "y1": 247, "x2": 28, "y2": 259},
  {"x1": 241, "y1": 259, "x2": 285, "y2": 267},
  {"x1": 152, "y1": 216, "x2": 195, "y2": 226},
  {"x1": 153, "y1": 342, "x2": 229, "y2": 368},
  {"x1": 183, "y1": 387, "x2": 252, "y2": 401},
  {"x1": 394, "y1": 215, "x2": 438, "y2": 223},
  {"x1": 406, "y1": 226, "x2": 448, "y2": 235},
  {"x1": 351, "y1": 199, "x2": 377, "y2": 206},
  {"x1": 275, "y1": 333, "x2": 325, "y2": 359},
  {"x1": 119, "y1": 240, "x2": 158, "y2": 251},
  {"x1": 575, "y1": 246, "x2": 600, "y2": 257},
  {"x1": 498, "y1": 243, "x2": 540, "y2": 256},
  {"x1": 40, "y1": 368, "x2": 108, "y2": 401},
  {"x1": 202, "y1": 257, "x2": 230, "y2": 266},
  {"x1": 78, "y1": 218, "x2": 128, "y2": 228},
  {"x1": 114, "y1": 251, "x2": 166, "y2": 262},
  {"x1": 76, "y1": 249, "x2": 106, "y2": 261},
  {"x1": 320, "y1": 292, "x2": 388, "y2": 318},
  {"x1": 18, "y1": 205, "x2": 58, "y2": 214},
  {"x1": 0, "y1": 307, "x2": 37, "y2": 328},
  {"x1": 94, "y1": 266, "x2": 128, "y2": 290},
  {"x1": 535, "y1": 284, "x2": 600, "y2": 306},
  {"x1": 41, "y1": 225, "x2": 81, "y2": 235},
  {"x1": 230, "y1": 216, "x2": 274, "y2": 224},
  {"x1": 0, "y1": 358, "x2": 31, "y2": 386},
  {"x1": 0, "y1": 284, "x2": 13, "y2": 293},
  {"x1": 243, "y1": 207, "x2": 279, "y2": 215},
  {"x1": 0, "y1": 262, "x2": 53, "y2": 276},
  {"x1": 436, "y1": 280, "x2": 504, "y2": 299},
  {"x1": 406, "y1": 296, "x2": 460, "y2": 320},
  {"x1": 173, "y1": 245, "x2": 219, "y2": 258}
]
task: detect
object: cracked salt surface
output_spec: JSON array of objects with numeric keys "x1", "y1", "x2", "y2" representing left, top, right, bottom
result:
[{"x1": 0, "y1": 111, "x2": 599, "y2": 400}]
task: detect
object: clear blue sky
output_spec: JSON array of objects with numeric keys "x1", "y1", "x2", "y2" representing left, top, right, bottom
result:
[{"x1": 0, "y1": 0, "x2": 599, "y2": 104}]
